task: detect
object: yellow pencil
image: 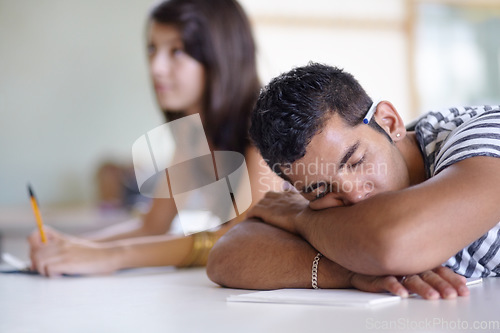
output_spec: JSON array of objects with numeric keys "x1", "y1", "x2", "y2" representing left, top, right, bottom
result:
[{"x1": 28, "y1": 184, "x2": 47, "y2": 243}]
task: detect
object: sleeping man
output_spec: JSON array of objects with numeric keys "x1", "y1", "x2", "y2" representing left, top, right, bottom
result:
[{"x1": 207, "y1": 63, "x2": 500, "y2": 300}]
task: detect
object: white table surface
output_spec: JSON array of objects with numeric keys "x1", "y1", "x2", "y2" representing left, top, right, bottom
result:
[
  {"x1": 1, "y1": 238, "x2": 500, "y2": 333},
  {"x1": 1, "y1": 268, "x2": 500, "y2": 333},
  {"x1": 2, "y1": 201, "x2": 500, "y2": 333}
]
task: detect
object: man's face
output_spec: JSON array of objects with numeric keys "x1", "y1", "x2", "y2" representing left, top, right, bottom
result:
[{"x1": 283, "y1": 113, "x2": 410, "y2": 210}]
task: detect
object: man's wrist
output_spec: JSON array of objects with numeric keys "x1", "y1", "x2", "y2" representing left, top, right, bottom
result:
[
  {"x1": 311, "y1": 252, "x2": 323, "y2": 289},
  {"x1": 295, "y1": 208, "x2": 312, "y2": 237},
  {"x1": 314, "y1": 255, "x2": 354, "y2": 289}
]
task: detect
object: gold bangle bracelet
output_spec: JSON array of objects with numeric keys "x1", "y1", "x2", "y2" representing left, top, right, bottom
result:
[{"x1": 177, "y1": 231, "x2": 218, "y2": 268}]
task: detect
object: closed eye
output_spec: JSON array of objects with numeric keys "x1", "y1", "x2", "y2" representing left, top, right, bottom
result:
[{"x1": 349, "y1": 155, "x2": 365, "y2": 170}]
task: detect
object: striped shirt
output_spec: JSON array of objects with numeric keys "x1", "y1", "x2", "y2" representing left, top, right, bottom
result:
[{"x1": 409, "y1": 105, "x2": 500, "y2": 277}]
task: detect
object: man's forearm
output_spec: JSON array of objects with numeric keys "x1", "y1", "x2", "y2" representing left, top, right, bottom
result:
[
  {"x1": 292, "y1": 157, "x2": 500, "y2": 276},
  {"x1": 295, "y1": 195, "x2": 399, "y2": 275},
  {"x1": 207, "y1": 220, "x2": 353, "y2": 290}
]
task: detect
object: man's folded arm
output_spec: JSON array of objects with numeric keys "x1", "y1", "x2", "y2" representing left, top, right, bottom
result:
[
  {"x1": 207, "y1": 220, "x2": 353, "y2": 290},
  {"x1": 297, "y1": 156, "x2": 500, "y2": 276}
]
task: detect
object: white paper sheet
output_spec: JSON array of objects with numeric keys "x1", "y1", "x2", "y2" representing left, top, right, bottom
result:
[
  {"x1": 227, "y1": 288, "x2": 401, "y2": 307},
  {"x1": 227, "y1": 278, "x2": 484, "y2": 307}
]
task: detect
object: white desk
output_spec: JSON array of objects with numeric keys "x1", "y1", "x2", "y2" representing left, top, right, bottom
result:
[{"x1": 1, "y1": 240, "x2": 500, "y2": 333}]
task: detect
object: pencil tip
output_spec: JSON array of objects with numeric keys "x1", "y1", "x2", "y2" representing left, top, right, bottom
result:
[{"x1": 27, "y1": 183, "x2": 34, "y2": 197}]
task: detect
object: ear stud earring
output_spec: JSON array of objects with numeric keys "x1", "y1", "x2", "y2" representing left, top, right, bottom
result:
[{"x1": 396, "y1": 133, "x2": 401, "y2": 138}]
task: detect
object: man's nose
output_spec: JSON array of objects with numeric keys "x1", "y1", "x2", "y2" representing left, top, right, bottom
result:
[{"x1": 339, "y1": 180, "x2": 373, "y2": 206}]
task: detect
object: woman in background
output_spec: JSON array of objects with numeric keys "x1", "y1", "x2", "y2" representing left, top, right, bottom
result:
[{"x1": 28, "y1": 0, "x2": 282, "y2": 276}]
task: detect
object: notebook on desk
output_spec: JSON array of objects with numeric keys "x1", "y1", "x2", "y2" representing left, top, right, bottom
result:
[
  {"x1": 227, "y1": 278, "x2": 484, "y2": 307},
  {"x1": 227, "y1": 288, "x2": 401, "y2": 307}
]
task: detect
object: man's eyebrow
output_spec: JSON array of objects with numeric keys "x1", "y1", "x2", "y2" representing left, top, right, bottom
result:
[{"x1": 339, "y1": 141, "x2": 360, "y2": 170}]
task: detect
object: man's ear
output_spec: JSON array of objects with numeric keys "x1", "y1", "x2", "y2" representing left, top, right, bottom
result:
[{"x1": 373, "y1": 101, "x2": 406, "y2": 141}]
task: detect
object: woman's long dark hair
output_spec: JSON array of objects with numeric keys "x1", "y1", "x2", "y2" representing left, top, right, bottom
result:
[{"x1": 148, "y1": 0, "x2": 260, "y2": 155}]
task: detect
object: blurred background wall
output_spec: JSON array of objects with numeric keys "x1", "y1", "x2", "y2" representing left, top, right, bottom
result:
[{"x1": 1, "y1": 0, "x2": 499, "y2": 207}]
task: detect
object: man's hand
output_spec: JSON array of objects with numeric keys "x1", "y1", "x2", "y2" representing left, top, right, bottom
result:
[
  {"x1": 349, "y1": 266, "x2": 469, "y2": 300},
  {"x1": 246, "y1": 191, "x2": 309, "y2": 234},
  {"x1": 28, "y1": 226, "x2": 120, "y2": 277}
]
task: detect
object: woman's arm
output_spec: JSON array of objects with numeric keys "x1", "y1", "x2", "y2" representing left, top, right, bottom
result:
[
  {"x1": 29, "y1": 227, "x2": 193, "y2": 276},
  {"x1": 85, "y1": 198, "x2": 178, "y2": 242},
  {"x1": 27, "y1": 145, "x2": 281, "y2": 276}
]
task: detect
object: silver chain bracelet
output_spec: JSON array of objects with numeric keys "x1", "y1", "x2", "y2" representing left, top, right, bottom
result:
[{"x1": 312, "y1": 252, "x2": 323, "y2": 289}]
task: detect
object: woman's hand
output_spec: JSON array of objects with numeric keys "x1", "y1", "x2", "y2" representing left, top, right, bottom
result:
[
  {"x1": 349, "y1": 266, "x2": 469, "y2": 300},
  {"x1": 28, "y1": 227, "x2": 120, "y2": 277}
]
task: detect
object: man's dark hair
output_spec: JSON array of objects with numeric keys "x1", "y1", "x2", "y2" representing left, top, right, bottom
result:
[{"x1": 250, "y1": 62, "x2": 383, "y2": 177}]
